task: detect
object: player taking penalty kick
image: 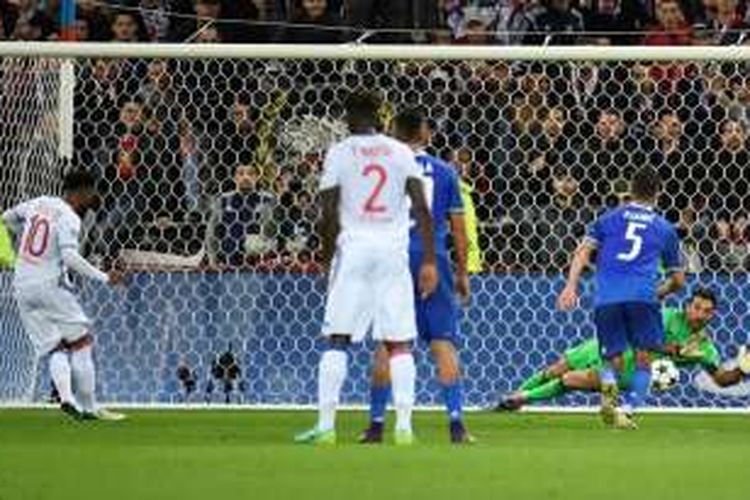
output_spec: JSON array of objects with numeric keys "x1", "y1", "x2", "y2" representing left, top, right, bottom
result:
[
  {"x1": 2, "y1": 170, "x2": 126, "y2": 421},
  {"x1": 360, "y1": 109, "x2": 473, "y2": 444},
  {"x1": 557, "y1": 167, "x2": 686, "y2": 429},
  {"x1": 295, "y1": 92, "x2": 437, "y2": 445}
]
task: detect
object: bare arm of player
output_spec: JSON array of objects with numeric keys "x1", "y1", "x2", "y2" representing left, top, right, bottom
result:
[
  {"x1": 61, "y1": 248, "x2": 111, "y2": 283},
  {"x1": 557, "y1": 241, "x2": 594, "y2": 311},
  {"x1": 318, "y1": 186, "x2": 341, "y2": 270},
  {"x1": 656, "y1": 271, "x2": 686, "y2": 301},
  {"x1": 406, "y1": 178, "x2": 437, "y2": 299},
  {"x1": 449, "y1": 212, "x2": 470, "y2": 305}
]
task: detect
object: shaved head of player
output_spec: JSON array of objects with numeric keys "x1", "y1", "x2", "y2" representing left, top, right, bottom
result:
[{"x1": 344, "y1": 90, "x2": 381, "y2": 135}]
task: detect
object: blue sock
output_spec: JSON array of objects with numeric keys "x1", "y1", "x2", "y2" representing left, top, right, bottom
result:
[
  {"x1": 441, "y1": 383, "x2": 463, "y2": 422},
  {"x1": 369, "y1": 385, "x2": 390, "y2": 424},
  {"x1": 628, "y1": 367, "x2": 651, "y2": 410}
]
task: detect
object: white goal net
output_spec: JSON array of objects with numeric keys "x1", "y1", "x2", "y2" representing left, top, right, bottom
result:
[{"x1": 0, "y1": 43, "x2": 749, "y2": 409}]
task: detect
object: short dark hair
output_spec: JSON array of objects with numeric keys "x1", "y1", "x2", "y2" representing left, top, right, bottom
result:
[
  {"x1": 690, "y1": 287, "x2": 718, "y2": 308},
  {"x1": 62, "y1": 169, "x2": 97, "y2": 194},
  {"x1": 393, "y1": 108, "x2": 426, "y2": 143},
  {"x1": 344, "y1": 90, "x2": 381, "y2": 129},
  {"x1": 630, "y1": 167, "x2": 660, "y2": 201}
]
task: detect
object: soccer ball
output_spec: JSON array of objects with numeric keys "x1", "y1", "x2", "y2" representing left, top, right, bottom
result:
[{"x1": 651, "y1": 359, "x2": 680, "y2": 391}]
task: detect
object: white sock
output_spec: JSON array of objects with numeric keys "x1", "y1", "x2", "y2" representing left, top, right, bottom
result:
[
  {"x1": 71, "y1": 346, "x2": 96, "y2": 413},
  {"x1": 317, "y1": 349, "x2": 348, "y2": 432},
  {"x1": 49, "y1": 351, "x2": 74, "y2": 405},
  {"x1": 390, "y1": 352, "x2": 416, "y2": 433}
]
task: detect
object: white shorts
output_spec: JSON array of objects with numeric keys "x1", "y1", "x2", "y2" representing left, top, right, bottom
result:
[
  {"x1": 322, "y1": 245, "x2": 417, "y2": 343},
  {"x1": 15, "y1": 283, "x2": 92, "y2": 356}
]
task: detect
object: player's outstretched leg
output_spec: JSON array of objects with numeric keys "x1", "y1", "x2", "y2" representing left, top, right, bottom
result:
[
  {"x1": 360, "y1": 344, "x2": 390, "y2": 444},
  {"x1": 49, "y1": 348, "x2": 81, "y2": 420},
  {"x1": 494, "y1": 357, "x2": 572, "y2": 411},
  {"x1": 386, "y1": 341, "x2": 415, "y2": 446},
  {"x1": 431, "y1": 340, "x2": 473, "y2": 443},
  {"x1": 295, "y1": 336, "x2": 349, "y2": 445}
]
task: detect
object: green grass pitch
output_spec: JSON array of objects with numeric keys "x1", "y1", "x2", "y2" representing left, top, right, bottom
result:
[{"x1": 0, "y1": 410, "x2": 748, "y2": 500}]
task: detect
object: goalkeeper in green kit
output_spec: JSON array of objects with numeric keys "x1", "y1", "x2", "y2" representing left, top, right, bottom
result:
[{"x1": 493, "y1": 288, "x2": 750, "y2": 413}]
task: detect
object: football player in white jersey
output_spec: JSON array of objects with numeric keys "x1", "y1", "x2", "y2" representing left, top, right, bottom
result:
[
  {"x1": 2, "y1": 170, "x2": 126, "y2": 420},
  {"x1": 295, "y1": 91, "x2": 438, "y2": 445}
]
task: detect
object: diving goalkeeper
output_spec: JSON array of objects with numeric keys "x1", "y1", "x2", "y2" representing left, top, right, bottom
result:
[{"x1": 493, "y1": 288, "x2": 750, "y2": 413}]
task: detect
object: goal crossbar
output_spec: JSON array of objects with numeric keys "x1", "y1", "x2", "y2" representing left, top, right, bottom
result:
[{"x1": 2, "y1": 42, "x2": 750, "y2": 62}]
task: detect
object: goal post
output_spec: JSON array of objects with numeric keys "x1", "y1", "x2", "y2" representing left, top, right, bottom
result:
[{"x1": 1, "y1": 42, "x2": 749, "y2": 410}]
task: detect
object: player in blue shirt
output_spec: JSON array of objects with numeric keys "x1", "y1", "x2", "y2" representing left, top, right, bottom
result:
[
  {"x1": 359, "y1": 109, "x2": 473, "y2": 444},
  {"x1": 557, "y1": 167, "x2": 686, "y2": 429}
]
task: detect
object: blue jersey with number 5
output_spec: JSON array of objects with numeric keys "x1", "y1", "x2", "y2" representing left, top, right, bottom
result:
[{"x1": 585, "y1": 203, "x2": 682, "y2": 306}]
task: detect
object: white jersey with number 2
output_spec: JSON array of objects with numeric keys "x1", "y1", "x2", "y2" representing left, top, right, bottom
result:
[
  {"x1": 319, "y1": 133, "x2": 422, "y2": 342},
  {"x1": 4, "y1": 196, "x2": 83, "y2": 290},
  {"x1": 319, "y1": 133, "x2": 422, "y2": 251}
]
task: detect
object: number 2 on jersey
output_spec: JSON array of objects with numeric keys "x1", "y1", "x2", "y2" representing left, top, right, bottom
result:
[
  {"x1": 22, "y1": 214, "x2": 51, "y2": 259},
  {"x1": 617, "y1": 222, "x2": 647, "y2": 261},
  {"x1": 362, "y1": 164, "x2": 387, "y2": 214}
]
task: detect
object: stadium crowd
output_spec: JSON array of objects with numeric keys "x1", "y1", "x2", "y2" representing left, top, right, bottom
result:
[{"x1": 2, "y1": 1, "x2": 750, "y2": 273}]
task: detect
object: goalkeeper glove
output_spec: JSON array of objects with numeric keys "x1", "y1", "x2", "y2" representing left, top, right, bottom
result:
[{"x1": 737, "y1": 345, "x2": 750, "y2": 375}]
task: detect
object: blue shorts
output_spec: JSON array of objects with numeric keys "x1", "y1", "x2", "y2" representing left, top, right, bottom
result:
[
  {"x1": 594, "y1": 302, "x2": 663, "y2": 359},
  {"x1": 409, "y1": 251, "x2": 459, "y2": 344}
]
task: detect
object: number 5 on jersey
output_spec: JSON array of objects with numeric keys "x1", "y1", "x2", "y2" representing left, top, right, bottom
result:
[{"x1": 617, "y1": 222, "x2": 647, "y2": 261}]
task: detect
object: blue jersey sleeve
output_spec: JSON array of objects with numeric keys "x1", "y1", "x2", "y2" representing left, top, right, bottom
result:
[
  {"x1": 585, "y1": 215, "x2": 605, "y2": 247},
  {"x1": 661, "y1": 223, "x2": 682, "y2": 272}
]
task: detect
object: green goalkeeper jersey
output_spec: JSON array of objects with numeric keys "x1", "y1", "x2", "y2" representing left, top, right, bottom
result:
[
  {"x1": 661, "y1": 307, "x2": 721, "y2": 372},
  {"x1": 562, "y1": 307, "x2": 720, "y2": 386}
]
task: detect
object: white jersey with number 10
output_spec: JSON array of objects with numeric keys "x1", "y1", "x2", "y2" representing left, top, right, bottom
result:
[
  {"x1": 3, "y1": 196, "x2": 82, "y2": 290},
  {"x1": 319, "y1": 133, "x2": 422, "y2": 251}
]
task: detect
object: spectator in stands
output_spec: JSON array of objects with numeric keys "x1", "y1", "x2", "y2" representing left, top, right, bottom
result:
[
  {"x1": 643, "y1": 0, "x2": 694, "y2": 45},
  {"x1": 221, "y1": 0, "x2": 265, "y2": 42},
  {"x1": 578, "y1": 0, "x2": 651, "y2": 44},
  {"x1": 454, "y1": 5, "x2": 496, "y2": 45},
  {"x1": 704, "y1": 118, "x2": 750, "y2": 224},
  {"x1": 5, "y1": 0, "x2": 54, "y2": 40},
  {"x1": 193, "y1": 23, "x2": 222, "y2": 42},
  {"x1": 281, "y1": 0, "x2": 344, "y2": 43},
  {"x1": 696, "y1": 0, "x2": 749, "y2": 45},
  {"x1": 110, "y1": 12, "x2": 147, "y2": 42},
  {"x1": 206, "y1": 164, "x2": 277, "y2": 268},
  {"x1": 132, "y1": 0, "x2": 172, "y2": 42},
  {"x1": 707, "y1": 215, "x2": 750, "y2": 271},
  {"x1": 578, "y1": 109, "x2": 638, "y2": 206},
  {"x1": 515, "y1": 0, "x2": 585, "y2": 45},
  {"x1": 651, "y1": 110, "x2": 684, "y2": 156},
  {"x1": 211, "y1": 94, "x2": 260, "y2": 193},
  {"x1": 77, "y1": 0, "x2": 111, "y2": 41},
  {"x1": 136, "y1": 59, "x2": 178, "y2": 112}
]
